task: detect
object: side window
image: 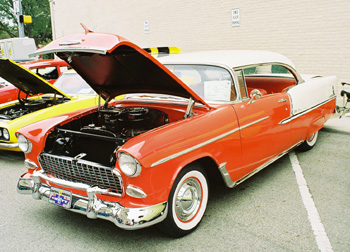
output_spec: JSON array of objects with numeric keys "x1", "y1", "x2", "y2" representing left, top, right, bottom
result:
[
  {"x1": 243, "y1": 67, "x2": 257, "y2": 75},
  {"x1": 243, "y1": 64, "x2": 297, "y2": 94},
  {"x1": 235, "y1": 70, "x2": 248, "y2": 99}
]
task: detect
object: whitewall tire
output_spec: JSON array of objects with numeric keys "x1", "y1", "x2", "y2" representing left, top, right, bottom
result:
[
  {"x1": 298, "y1": 130, "x2": 319, "y2": 151},
  {"x1": 158, "y1": 164, "x2": 209, "y2": 237}
]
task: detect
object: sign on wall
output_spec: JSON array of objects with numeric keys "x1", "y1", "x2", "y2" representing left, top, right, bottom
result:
[
  {"x1": 231, "y1": 8, "x2": 240, "y2": 27},
  {"x1": 144, "y1": 20, "x2": 150, "y2": 34}
]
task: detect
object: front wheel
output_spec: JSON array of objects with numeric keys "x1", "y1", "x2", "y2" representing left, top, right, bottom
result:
[
  {"x1": 297, "y1": 130, "x2": 319, "y2": 152},
  {"x1": 158, "y1": 164, "x2": 209, "y2": 238}
]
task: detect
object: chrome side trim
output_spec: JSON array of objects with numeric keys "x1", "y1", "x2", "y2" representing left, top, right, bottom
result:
[
  {"x1": 218, "y1": 141, "x2": 303, "y2": 188},
  {"x1": 17, "y1": 172, "x2": 168, "y2": 230},
  {"x1": 280, "y1": 96, "x2": 336, "y2": 125},
  {"x1": 151, "y1": 116, "x2": 270, "y2": 167}
]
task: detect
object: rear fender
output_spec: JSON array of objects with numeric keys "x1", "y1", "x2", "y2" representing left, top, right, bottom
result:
[{"x1": 306, "y1": 116, "x2": 325, "y2": 139}]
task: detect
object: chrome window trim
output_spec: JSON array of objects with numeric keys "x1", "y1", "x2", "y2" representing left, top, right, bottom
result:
[
  {"x1": 151, "y1": 116, "x2": 269, "y2": 167},
  {"x1": 232, "y1": 62, "x2": 303, "y2": 85}
]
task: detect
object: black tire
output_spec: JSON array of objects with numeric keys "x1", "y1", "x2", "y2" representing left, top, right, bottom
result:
[
  {"x1": 297, "y1": 131, "x2": 319, "y2": 152},
  {"x1": 158, "y1": 164, "x2": 209, "y2": 238}
]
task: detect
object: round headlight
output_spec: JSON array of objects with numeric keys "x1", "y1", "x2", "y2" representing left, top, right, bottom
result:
[
  {"x1": 118, "y1": 152, "x2": 141, "y2": 177},
  {"x1": 3, "y1": 128, "x2": 9, "y2": 140},
  {"x1": 17, "y1": 134, "x2": 32, "y2": 153}
]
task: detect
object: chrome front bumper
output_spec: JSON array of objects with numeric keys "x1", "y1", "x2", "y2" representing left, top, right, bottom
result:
[
  {"x1": 0, "y1": 142, "x2": 18, "y2": 149},
  {"x1": 17, "y1": 170, "x2": 168, "y2": 230}
]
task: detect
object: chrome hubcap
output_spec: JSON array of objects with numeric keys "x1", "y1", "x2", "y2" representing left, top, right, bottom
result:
[{"x1": 175, "y1": 178, "x2": 202, "y2": 222}]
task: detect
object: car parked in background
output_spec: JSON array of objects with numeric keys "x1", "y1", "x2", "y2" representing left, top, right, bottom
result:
[
  {"x1": 0, "y1": 58, "x2": 99, "y2": 152},
  {"x1": 0, "y1": 59, "x2": 69, "y2": 104},
  {"x1": 16, "y1": 31, "x2": 336, "y2": 237}
]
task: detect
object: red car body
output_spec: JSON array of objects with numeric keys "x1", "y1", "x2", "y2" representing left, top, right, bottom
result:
[
  {"x1": 17, "y1": 31, "x2": 336, "y2": 237},
  {"x1": 0, "y1": 59, "x2": 69, "y2": 104}
]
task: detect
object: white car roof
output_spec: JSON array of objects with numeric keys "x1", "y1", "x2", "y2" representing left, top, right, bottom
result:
[{"x1": 159, "y1": 50, "x2": 295, "y2": 69}]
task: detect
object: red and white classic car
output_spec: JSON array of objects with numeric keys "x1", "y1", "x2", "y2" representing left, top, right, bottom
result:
[{"x1": 16, "y1": 31, "x2": 336, "y2": 237}]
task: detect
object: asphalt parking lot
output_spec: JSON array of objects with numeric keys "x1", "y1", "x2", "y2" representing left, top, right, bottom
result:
[{"x1": 0, "y1": 130, "x2": 348, "y2": 252}]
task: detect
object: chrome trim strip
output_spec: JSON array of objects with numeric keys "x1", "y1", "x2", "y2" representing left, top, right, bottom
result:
[
  {"x1": 280, "y1": 96, "x2": 336, "y2": 125},
  {"x1": 151, "y1": 116, "x2": 269, "y2": 167},
  {"x1": 218, "y1": 141, "x2": 303, "y2": 188},
  {"x1": 29, "y1": 48, "x2": 107, "y2": 57}
]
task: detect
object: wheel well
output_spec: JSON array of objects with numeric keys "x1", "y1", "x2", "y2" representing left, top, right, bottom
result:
[{"x1": 192, "y1": 157, "x2": 225, "y2": 186}]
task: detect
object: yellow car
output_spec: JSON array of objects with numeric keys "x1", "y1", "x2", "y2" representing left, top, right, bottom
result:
[{"x1": 0, "y1": 58, "x2": 100, "y2": 152}]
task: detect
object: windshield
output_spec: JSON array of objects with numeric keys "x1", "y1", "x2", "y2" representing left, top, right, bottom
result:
[
  {"x1": 164, "y1": 64, "x2": 235, "y2": 102},
  {"x1": 54, "y1": 72, "x2": 95, "y2": 95}
]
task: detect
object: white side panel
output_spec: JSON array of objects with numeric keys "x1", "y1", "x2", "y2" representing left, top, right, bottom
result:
[{"x1": 287, "y1": 76, "x2": 336, "y2": 115}]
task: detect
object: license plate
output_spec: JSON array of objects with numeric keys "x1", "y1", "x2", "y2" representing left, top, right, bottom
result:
[{"x1": 49, "y1": 187, "x2": 72, "y2": 209}]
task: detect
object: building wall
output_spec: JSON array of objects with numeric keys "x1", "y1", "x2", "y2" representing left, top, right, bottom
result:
[{"x1": 49, "y1": 0, "x2": 350, "y2": 94}]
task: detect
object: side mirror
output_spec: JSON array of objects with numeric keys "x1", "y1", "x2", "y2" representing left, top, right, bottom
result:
[{"x1": 249, "y1": 89, "x2": 262, "y2": 104}]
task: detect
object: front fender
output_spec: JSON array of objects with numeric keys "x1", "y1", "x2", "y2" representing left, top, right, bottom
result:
[{"x1": 118, "y1": 106, "x2": 241, "y2": 204}]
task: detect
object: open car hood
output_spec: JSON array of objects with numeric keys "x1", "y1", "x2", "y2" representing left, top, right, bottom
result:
[
  {"x1": 0, "y1": 58, "x2": 69, "y2": 98},
  {"x1": 31, "y1": 32, "x2": 209, "y2": 106}
]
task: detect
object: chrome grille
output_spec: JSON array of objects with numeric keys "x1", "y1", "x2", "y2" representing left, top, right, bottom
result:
[{"x1": 39, "y1": 153, "x2": 123, "y2": 195}]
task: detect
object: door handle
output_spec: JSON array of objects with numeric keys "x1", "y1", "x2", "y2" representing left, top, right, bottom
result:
[{"x1": 278, "y1": 98, "x2": 287, "y2": 103}]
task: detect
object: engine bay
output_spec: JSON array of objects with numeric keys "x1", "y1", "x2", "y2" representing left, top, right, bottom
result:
[
  {"x1": 45, "y1": 106, "x2": 170, "y2": 166},
  {"x1": 0, "y1": 96, "x2": 66, "y2": 120}
]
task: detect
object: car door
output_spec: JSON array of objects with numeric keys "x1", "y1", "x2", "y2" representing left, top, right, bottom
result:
[
  {"x1": 233, "y1": 93, "x2": 291, "y2": 176},
  {"x1": 232, "y1": 65, "x2": 295, "y2": 177}
]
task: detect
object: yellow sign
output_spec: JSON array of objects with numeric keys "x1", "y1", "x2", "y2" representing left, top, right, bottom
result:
[{"x1": 20, "y1": 15, "x2": 32, "y2": 24}]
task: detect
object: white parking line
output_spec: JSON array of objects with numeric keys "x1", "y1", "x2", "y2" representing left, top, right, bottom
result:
[{"x1": 289, "y1": 151, "x2": 333, "y2": 252}]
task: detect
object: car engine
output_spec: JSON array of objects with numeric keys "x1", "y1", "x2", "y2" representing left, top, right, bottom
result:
[
  {"x1": 0, "y1": 97, "x2": 66, "y2": 120},
  {"x1": 45, "y1": 106, "x2": 170, "y2": 166}
]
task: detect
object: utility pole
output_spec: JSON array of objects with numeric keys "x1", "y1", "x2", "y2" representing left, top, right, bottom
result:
[{"x1": 13, "y1": 0, "x2": 25, "y2": 37}]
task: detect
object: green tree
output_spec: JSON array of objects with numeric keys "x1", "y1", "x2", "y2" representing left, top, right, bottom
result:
[{"x1": 0, "y1": 0, "x2": 52, "y2": 45}]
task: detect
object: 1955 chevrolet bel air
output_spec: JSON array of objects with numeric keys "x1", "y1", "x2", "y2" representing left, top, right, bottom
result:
[{"x1": 16, "y1": 30, "x2": 336, "y2": 237}]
